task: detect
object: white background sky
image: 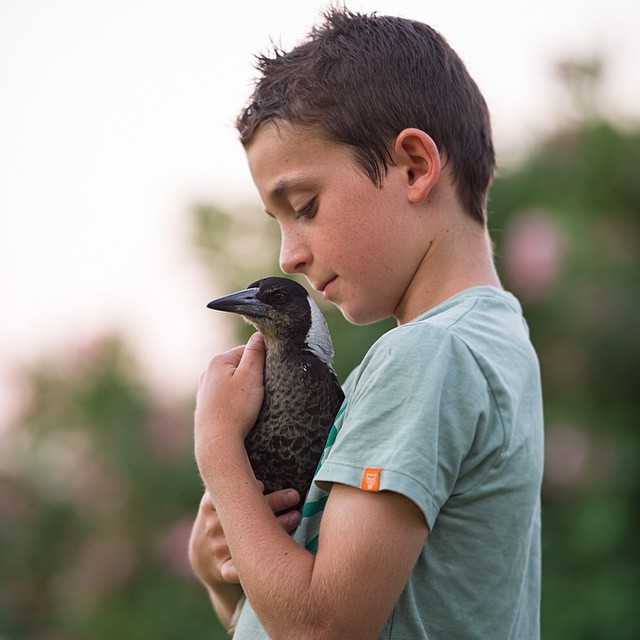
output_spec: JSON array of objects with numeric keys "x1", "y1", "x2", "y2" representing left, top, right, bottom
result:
[{"x1": 1, "y1": 0, "x2": 639, "y2": 415}]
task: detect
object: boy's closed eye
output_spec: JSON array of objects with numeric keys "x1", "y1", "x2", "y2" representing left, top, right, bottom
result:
[{"x1": 294, "y1": 198, "x2": 317, "y2": 220}]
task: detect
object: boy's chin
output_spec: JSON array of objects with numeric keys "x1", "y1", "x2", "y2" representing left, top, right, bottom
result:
[{"x1": 339, "y1": 304, "x2": 392, "y2": 327}]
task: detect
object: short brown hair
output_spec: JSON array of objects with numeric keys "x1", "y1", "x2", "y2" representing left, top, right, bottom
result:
[{"x1": 237, "y1": 7, "x2": 495, "y2": 223}]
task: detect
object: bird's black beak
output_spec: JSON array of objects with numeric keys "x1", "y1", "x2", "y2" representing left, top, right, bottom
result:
[{"x1": 207, "y1": 287, "x2": 269, "y2": 318}]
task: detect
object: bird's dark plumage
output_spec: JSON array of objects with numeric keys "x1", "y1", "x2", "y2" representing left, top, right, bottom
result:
[{"x1": 207, "y1": 277, "x2": 344, "y2": 510}]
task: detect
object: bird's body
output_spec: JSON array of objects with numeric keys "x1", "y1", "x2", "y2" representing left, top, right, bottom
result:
[{"x1": 207, "y1": 277, "x2": 344, "y2": 510}]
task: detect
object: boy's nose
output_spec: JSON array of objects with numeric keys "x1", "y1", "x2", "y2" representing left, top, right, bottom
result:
[{"x1": 279, "y1": 231, "x2": 311, "y2": 275}]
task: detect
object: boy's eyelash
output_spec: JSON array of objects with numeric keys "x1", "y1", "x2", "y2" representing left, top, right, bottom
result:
[{"x1": 295, "y1": 199, "x2": 317, "y2": 219}]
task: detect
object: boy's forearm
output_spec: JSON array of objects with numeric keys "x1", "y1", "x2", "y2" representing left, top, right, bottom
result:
[
  {"x1": 206, "y1": 582, "x2": 244, "y2": 633},
  {"x1": 188, "y1": 490, "x2": 246, "y2": 632},
  {"x1": 199, "y1": 438, "x2": 332, "y2": 639}
]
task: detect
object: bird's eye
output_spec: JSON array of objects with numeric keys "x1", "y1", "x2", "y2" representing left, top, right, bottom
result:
[{"x1": 272, "y1": 291, "x2": 287, "y2": 305}]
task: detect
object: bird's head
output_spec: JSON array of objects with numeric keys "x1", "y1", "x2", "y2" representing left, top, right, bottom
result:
[{"x1": 207, "y1": 277, "x2": 335, "y2": 365}]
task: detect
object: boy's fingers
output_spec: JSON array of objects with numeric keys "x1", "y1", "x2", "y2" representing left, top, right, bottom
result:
[
  {"x1": 199, "y1": 491, "x2": 216, "y2": 514},
  {"x1": 200, "y1": 346, "x2": 244, "y2": 384},
  {"x1": 246, "y1": 331, "x2": 265, "y2": 351},
  {"x1": 220, "y1": 558, "x2": 239, "y2": 583},
  {"x1": 237, "y1": 332, "x2": 265, "y2": 374},
  {"x1": 264, "y1": 487, "x2": 300, "y2": 514},
  {"x1": 276, "y1": 509, "x2": 301, "y2": 532}
]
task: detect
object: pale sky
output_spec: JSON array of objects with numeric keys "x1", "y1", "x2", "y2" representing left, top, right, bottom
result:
[{"x1": 1, "y1": 0, "x2": 638, "y2": 417}]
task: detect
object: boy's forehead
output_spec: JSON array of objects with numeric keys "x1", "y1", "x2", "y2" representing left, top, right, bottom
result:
[
  {"x1": 246, "y1": 121, "x2": 323, "y2": 168},
  {"x1": 246, "y1": 122, "x2": 353, "y2": 199},
  {"x1": 250, "y1": 119, "x2": 322, "y2": 146}
]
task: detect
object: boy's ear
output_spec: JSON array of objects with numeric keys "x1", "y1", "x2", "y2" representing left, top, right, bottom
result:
[{"x1": 393, "y1": 128, "x2": 441, "y2": 204}]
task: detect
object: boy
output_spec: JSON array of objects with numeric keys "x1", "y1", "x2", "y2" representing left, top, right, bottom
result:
[{"x1": 191, "y1": 7, "x2": 543, "y2": 639}]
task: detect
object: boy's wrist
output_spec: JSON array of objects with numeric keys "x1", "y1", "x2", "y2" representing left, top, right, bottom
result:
[
  {"x1": 195, "y1": 424, "x2": 248, "y2": 485},
  {"x1": 205, "y1": 582, "x2": 245, "y2": 634},
  {"x1": 201, "y1": 438, "x2": 258, "y2": 513}
]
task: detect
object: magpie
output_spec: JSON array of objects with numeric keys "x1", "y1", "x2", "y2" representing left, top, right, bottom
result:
[{"x1": 207, "y1": 276, "x2": 344, "y2": 510}]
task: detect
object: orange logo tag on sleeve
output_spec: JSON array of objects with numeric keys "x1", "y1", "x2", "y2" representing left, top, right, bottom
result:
[{"x1": 361, "y1": 468, "x2": 381, "y2": 492}]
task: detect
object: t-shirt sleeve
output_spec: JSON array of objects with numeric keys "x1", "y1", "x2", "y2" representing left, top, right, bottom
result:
[{"x1": 314, "y1": 322, "x2": 494, "y2": 529}]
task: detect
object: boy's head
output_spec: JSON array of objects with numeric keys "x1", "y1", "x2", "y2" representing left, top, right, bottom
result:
[{"x1": 236, "y1": 7, "x2": 495, "y2": 224}]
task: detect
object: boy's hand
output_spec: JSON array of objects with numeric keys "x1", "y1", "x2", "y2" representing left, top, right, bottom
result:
[
  {"x1": 189, "y1": 488, "x2": 301, "y2": 587},
  {"x1": 194, "y1": 333, "x2": 265, "y2": 473}
]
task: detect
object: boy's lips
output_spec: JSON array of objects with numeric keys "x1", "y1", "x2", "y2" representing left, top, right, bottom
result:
[{"x1": 320, "y1": 276, "x2": 337, "y2": 299}]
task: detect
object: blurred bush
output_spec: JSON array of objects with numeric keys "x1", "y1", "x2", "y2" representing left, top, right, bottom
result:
[
  {"x1": 489, "y1": 116, "x2": 640, "y2": 639},
  {"x1": 0, "y1": 337, "x2": 228, "y2": 639}
]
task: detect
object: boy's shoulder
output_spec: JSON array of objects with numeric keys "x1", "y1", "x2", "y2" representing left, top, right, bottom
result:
[
  {"x1": 371, "y1": 286, "x2": 526, "y2": 356},
  {"x1": 343, "y1": 286, "x2": 535, "y2": 397}
]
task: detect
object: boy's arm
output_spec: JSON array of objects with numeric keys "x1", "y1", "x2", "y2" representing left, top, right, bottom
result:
[
  {"x1": 195, "y1": 335, "x2": 429, "y2": 640},
  {"x1": 189, "y1": 489, "x2": 301, "y2": 631},
  {"x1": 188, "y1": 492, "x2": 244, "y2": 630}
]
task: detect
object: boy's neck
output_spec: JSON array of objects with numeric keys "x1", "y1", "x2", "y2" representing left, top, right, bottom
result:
[{"x1": 394, "y1": 212, "x2": 501, "y2": 325}]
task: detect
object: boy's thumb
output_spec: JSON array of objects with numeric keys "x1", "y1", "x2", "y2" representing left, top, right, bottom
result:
[
  {"x1": 239, "y1": 332, "x2": 265, "y2": 373},
  {"x1": 246, "y1": 332, "x2": 265, "y2": 352}
]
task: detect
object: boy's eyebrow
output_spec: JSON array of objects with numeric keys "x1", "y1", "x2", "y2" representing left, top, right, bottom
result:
[
  {"x1": 271, "y1": 176, "x2": 296, "y2": 200},
  {"x1": 263, "y1": 175, "x2": 307, "y2": 217}
]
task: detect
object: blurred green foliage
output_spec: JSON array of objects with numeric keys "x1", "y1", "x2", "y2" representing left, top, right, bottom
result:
[
  {"x1": 0, "y1": 339, "x2": 228, "y2": 639},
  {"x1": 489, "y1": 117, "x2": 640, "y2": 639},
  {"x1": 1, "y1": 63, "x2": 638, "y2": 638}
]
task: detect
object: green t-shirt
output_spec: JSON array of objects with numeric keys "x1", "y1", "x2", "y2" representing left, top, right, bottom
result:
[{"x1": 234, "y1": 287, "x2": 543, "y2": 639}]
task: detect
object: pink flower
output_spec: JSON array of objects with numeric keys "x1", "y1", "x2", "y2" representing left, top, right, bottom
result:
[{"x1": 503, "y1": 209, "x2": 566, "y2": 304}]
